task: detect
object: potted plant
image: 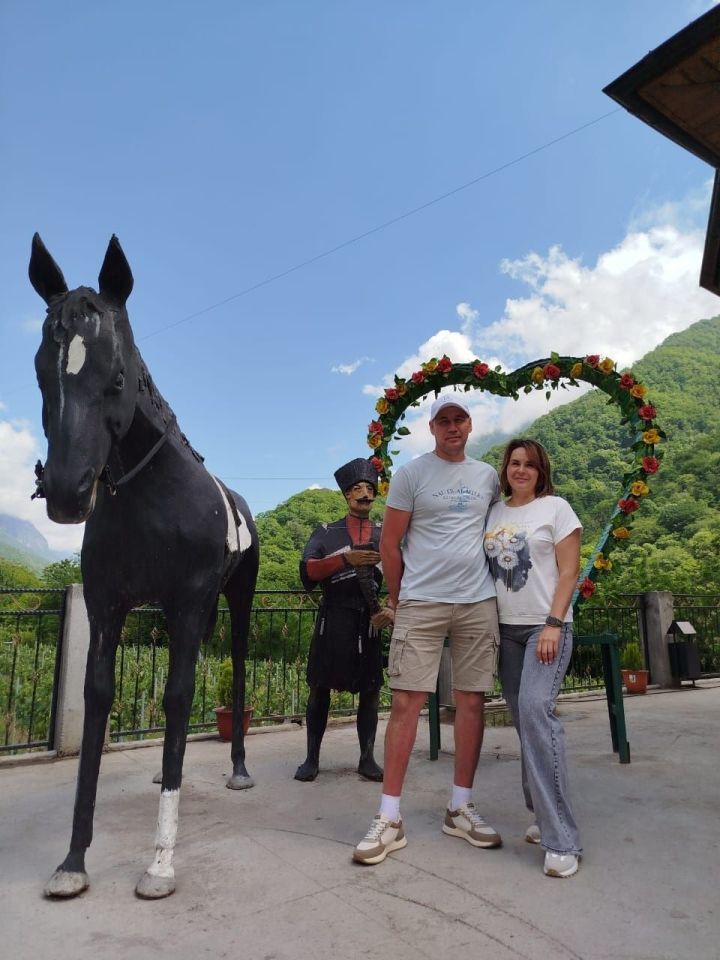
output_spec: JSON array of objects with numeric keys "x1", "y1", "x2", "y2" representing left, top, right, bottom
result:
[
  {"x1": 214, "y1": 658, "x2": 254, "y2": 739},
  {"x1": 621, "y1": 642, "x2": 649, "y2": 694}
]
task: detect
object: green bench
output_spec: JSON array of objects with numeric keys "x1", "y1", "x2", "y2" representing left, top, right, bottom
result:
[{"x1": 427, "y1": 631, "x2": 630, "y2": 763}]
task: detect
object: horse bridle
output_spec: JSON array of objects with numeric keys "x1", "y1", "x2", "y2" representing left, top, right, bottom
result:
[{"x1": 31, "y1": 414, "x2": 177, "y2": 501}]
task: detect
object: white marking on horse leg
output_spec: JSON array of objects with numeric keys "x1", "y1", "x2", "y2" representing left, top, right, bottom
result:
[
  {"x1": 66, "y1": 334, "x2": 87, "y2": 375},
  {"x1": 145, "y1": 788, "x2": 180, "y2": 880}
]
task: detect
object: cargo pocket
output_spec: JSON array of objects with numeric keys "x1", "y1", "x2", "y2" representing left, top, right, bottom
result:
[{"x1": 387, "y1": 629, "x2": 408, "y2": 678}]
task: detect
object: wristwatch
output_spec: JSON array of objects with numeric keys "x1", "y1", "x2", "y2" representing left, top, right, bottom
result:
[{"x1": 545, "y1": 615, "x2": 564, "y2": 628}]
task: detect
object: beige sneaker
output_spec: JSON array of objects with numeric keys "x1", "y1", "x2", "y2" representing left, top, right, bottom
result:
[
  {"x1": 352, "y1": 814, "x2": 407, "y2": 865},
  {"x1": 443, "y1": 802, "x2": 502, "y2": 848}
]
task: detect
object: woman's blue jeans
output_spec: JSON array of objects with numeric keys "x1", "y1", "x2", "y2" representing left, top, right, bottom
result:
[{"x1": 498, "y1": 623, "x2": 582, "y2": 856}]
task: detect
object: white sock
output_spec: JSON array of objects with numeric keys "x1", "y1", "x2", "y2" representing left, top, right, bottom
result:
[
  {"x1": 379, "y1": 794, "x2": 401, "y2": 821},
  {"x1": 450, "y1": 784, "x2": 473, "y2": 811}
]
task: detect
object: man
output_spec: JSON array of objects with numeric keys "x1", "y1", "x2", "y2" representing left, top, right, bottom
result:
[
  {"x1": 295, "y1": 458, "x2": 394, "y2": 782},
  {"x1": 352, "y1": 394, "x2": 501, "y2": 864}
]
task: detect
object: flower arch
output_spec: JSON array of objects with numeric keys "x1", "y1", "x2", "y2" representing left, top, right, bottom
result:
[{"x1": 366, "y1": 353, "x2": 665, "y2": 605}]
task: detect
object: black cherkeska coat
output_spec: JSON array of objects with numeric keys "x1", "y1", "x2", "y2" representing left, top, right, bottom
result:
[{"x1": 300, "y1": 517, "x2": 383, "y2": 693}]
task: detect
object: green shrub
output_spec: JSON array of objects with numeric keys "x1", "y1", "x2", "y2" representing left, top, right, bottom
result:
[
  {"x1": 216, "y1": 658, "x2": 233, "y2": 707},
  {"x1": 621, "y1": 642, "x2": 644, "y2": 671}
]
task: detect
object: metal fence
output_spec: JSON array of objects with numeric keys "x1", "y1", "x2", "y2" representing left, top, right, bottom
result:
[
  {"x1": 1, "y1": 588, "x2": 718, "y2": 754},
  {"x1": 0, "y1": 588, "x2": 65, "y2": 754}
]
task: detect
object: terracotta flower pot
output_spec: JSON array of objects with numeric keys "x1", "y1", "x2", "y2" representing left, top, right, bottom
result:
[
  {"x1": 621, "y1": 668, "x2": 649, "y2": 695},
  {"x1": 214, "y1": 705, "x2": 254, "y2": 740}
]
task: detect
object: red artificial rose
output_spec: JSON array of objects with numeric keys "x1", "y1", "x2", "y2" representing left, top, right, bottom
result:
[
  {"x1": 384, "y1": 387, "x2": 399, "y2": 401},
  {"x1": 638, "y1": 404, "x2": 657, "y2": 422},
  {"x1": 618, "y1": 497, "x2": 640, "y2": 514},
  {"x1": 411, "y1": 370, "x2": 425, "y2": 384},
  {"x1": 473, "y1": 362, "x2": 490, "y2": 379},
  {"x1": 585, "y1": 354, "x2": 600, "y2": 367},
  {"x1": 578, "y1": 576, "x2": 596, "y2": 599},
  {"x1": 543, "y1": 363, "x2": 561, "y2": 380},
  {"x1": 368, "y1": 421, "x2": 384, "y2": 435},
  {"x1": 370, "y1": 457, "x2": 384, "y2": 473},
  {"x1": 642, "y1": 456, "x2": 659, "y2": 474},
  {"x1": 436, "y1": 356, "x2": 453, "y2": 373},
  {"x1": 618, "y1": 373, "x2": 635, "y2": 390}
]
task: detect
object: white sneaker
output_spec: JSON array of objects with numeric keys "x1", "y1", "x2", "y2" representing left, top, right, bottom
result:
[
  {"x1": 525, "y1": 823, "x2": 541, "y2": 844},
  {"x1": 543, "y1": 852, "x2": 579, "y2": 878},
  {"x1": 352, "y1": 814, "x2": 407, "y2": 865},
  {"x1": 443, "y1": 802, "x2": 502, "y2": 848}
]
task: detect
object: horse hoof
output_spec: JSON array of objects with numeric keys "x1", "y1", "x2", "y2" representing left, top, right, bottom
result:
[
  {"x1": 226, "y1": 772, "x2": 255, "y2": 790},
  {"x1": 152, "y1": 770, "x2": 162, "y2": 784},
  {"x1": 44, "y1": 869, "x2": 89, "y2": 898},
  {"x1": 135, "y1": 871, "x2": 176, "y2": 899}
]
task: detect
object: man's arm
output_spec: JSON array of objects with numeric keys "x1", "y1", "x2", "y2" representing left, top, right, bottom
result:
[{"x1": 379, "y1": 506, "x2": 412, "y2": 610}]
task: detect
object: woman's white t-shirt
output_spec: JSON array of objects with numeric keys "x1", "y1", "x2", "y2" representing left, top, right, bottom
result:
[{"x1": 483, "y1": 495, "x2": 581, "y2": 625}]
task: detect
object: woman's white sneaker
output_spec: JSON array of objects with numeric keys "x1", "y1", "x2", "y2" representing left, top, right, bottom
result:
[
  {"x1": 352, "y1": 814, "x2": 407, "y2": 865},
  {"x1": 543, "y1": 852, "x2": 579, "y2": 878},
  {"x1": 525, "y1": 823, "x2": 541, "y2": 844}
]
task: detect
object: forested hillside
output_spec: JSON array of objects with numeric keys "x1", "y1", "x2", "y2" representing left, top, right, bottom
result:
[{"x1": 253, "y1": 315, "x2": 720, "y2": 595}]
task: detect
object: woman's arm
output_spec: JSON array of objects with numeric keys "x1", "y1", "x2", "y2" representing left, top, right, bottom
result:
[{"x1": 536, "y1": 527, "x2": 581, "y2": 665}]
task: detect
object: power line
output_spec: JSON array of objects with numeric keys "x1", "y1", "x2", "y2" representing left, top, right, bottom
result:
[{"x1": 141, "y1": 108, "x2": 621, "y2": 341}]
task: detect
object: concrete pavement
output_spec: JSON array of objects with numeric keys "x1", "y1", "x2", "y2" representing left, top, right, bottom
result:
[{"x1": 1, "y1": 683, "x2": 718, "y2": 960}]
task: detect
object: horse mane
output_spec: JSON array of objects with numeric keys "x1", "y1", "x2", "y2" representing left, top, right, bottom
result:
[{"x1": 135, "y1": 348, "x2": 205, "y2": 464}]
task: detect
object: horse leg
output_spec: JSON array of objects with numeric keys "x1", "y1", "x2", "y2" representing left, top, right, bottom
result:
[
  {"x1": 135, "y1": 602, "x2": 213, "y2": 899},
  {"x1": 224, "y1": 548, "x2": 258, "y2": 790},
  {"x1": 44, "y1": 614, "x2": 123, "y2": 898}
]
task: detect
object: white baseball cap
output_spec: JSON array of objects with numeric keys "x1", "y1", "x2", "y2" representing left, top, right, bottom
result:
[{"x1": 429, "y1": 394, "x2": 471, "y2": 420}]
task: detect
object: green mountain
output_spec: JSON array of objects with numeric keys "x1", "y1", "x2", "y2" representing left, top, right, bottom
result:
[{"x1": 255, "y1": 315, "x2": 720, "y2": 596}]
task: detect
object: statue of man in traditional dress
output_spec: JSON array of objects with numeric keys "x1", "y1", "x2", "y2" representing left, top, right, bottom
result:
[{"x1": 295, "y1": 458, "x2": 393, "y2": 781}]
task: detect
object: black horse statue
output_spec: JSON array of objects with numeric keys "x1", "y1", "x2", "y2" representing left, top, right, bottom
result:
[{"x1": 29, "y1": 234, "x2": 259, "y2": 899}]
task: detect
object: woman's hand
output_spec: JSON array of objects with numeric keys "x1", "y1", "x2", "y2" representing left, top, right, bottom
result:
[{"x1": 536, "y1": 626, "x2": 560, "y2": 665}]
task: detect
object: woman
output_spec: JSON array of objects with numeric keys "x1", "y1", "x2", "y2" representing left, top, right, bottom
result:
[{"x1": 484, "y1": 439, "x2": 582, "y2": 878}]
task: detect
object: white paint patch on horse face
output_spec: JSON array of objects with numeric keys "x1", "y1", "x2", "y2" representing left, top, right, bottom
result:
[
  {"x1": 145, "y1": 788, "x2": 180, "y2": 879},
  {"x1": 66, "y1": 334, "x2": 87, "y2": 375}
]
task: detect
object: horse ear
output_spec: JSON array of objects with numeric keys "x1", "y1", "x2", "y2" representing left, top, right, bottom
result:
[
  {"x1": 28, "y1": 233, "x2": 68, "y2": 304},
  {"x1": 98, "y1": 235, "x2": 134, "y2": 304}
]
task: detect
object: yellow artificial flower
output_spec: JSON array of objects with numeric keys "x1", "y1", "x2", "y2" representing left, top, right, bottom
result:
[
  {"x1": 375, "y1": 398, "x2": 390, "y2": 415},
  {"x1": 629, "y1": 383, "x2": 647, "y2": 399},
  {"x1": 569, "y1": 362, "x2": 582, "y2": 379},
  {"x1": 642, "y1": 428, "x2": 660, "y2": 445},
  {"x1": 612, "y1": 527, "x2": 631, "y2": 540},
  {"x1": 630, "y1": 480, "x2": 650, "y2": 497},
  {"x1": 599, "y1": 357, "x2": 615, "y2": 374},
  {"x1": 396, "y1": 381, "x2": 408, "y2": 397},
  {"x1": 378, "y1": 479, "x2": 389, "y2": 497},
  {"x1": 594, "y1": 554, "x2": 613, "y2": 571},
  {"x1": 531, "y1": 366, "x2": 544, "y2": 384},
  {"x1": 422, "y1": 359, "x2": 438, "y2": 373},
  {"x1": 367, "y1": 434, "x2": 382, "y2": 449}
]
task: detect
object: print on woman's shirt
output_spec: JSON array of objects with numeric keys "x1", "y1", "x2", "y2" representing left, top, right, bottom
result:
[{"x1": 484, "y1": 525, "x2": 532, "y2": 592}]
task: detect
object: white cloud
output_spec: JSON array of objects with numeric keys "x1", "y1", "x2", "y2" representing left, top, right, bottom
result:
[
  {"x1": 20, "y1": 316, "x2": 43, "y2": 334},
  {"x1": 0, "y1": 419, "x2": 83, "y2": 554},
  {"x1": 362, "y1": 187, "x2": 719, "y2": 462},
  {"x1": 307, "y1": 483, "x2": 322, "y2": 490},
  {"x1": 331, "y1": 356, "x2": 372, "y2": 375}
]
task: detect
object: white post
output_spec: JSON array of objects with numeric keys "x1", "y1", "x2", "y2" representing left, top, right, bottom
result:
[{"x1": 641, "y1": 591, "x2": 677, "y2": 689}]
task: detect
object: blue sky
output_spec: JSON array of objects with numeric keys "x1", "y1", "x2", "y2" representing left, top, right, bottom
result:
[{"x1": 1, "y1": 0, "x2": 719, "y2": 554}]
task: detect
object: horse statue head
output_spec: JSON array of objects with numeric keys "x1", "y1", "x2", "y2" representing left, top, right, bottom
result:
[{"x1": 30, "y1": 234, "x2": 139, "y2": 523}]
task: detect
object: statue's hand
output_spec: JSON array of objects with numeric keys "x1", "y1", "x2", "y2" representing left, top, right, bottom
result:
[
  {"x1": 345, "y1": 549, "x2": 381, "y2": 567},
  {"x1": 370, "y1": 608, "x2": 395, "y2": 629}
]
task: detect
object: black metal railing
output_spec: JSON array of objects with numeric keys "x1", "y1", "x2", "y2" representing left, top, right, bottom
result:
[
  {"x1": 0, "y1": 589, "x2": 66, "y2": 754},
  {"x1": 2, "y1": 588, "x2": 717, "y2": 753}
]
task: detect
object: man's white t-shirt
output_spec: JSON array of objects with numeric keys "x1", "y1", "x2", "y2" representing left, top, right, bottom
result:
[
  {"x1": 484, "y1": 495, "x2": 582, "y2": 624},
  {"x1": 386, "y1": 452, "x2": 499, "y2": 603}
]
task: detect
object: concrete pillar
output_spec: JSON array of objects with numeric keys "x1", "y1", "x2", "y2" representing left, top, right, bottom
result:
[
  {"x1": 54, "y1": 584, "x2": 91, "y2": 756},
  {"x1": 641, "y1": 591, "x2": 677, "y2": 689}
]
